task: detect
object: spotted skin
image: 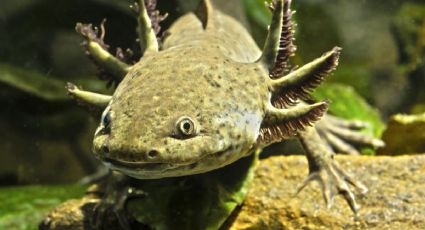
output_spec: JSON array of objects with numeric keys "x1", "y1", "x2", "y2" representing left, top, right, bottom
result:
[
  {"x1": 92, "y1": 12, "x2": 275, "y2": 179},
  {"x1": 66, "y1": 1, "x2": 384, "y2": 227},
  {"x1": 92, "y1": 0, "x2": 367, "y2": 205}
]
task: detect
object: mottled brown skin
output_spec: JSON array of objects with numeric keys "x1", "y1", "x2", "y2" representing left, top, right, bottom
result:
[
  {"x1": 87, "y1": 0, "x2": 380, "y2": 211},
  {"x1": 93, "y1": 12, "x2": 271, "y2": 179}
]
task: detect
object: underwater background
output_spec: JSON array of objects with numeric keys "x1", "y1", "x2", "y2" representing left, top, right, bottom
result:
[{"x1": 0, "y1": 0, "x2": 424, "y2": 229}]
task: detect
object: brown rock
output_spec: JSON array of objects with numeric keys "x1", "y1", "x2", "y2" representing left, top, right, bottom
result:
[
  {"x1": 41, "y1": 155, "x2": 425, "y2": 229},
  {"x1": 378, "y1": 113, "x2": 425, "y2": 155},
  {"x1": 226, "y1": 155, "x2": 425, "y2": 230},
  {"x1": 39, "y1": 196, "x2": 99, "y2": 230}
]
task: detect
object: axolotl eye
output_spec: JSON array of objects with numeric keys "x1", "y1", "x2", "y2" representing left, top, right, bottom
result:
[
  {"x1": 175, "y1": 116, "x2": 198, "y2": 138},
  {"x1": 102, "y1": 111, "x2": 111, "y2": 127},
  {"x1": 99, "y1": 107, "x2": 111, "y2": 134}
]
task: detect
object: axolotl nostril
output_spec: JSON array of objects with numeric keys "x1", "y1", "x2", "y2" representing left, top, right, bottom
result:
[{"x1": 67, "y1": 0, "x2": 385, "y2": 222}]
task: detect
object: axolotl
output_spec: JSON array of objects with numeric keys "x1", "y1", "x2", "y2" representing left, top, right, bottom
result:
[{"x1": 66, "y1": 0, "x2": 384, "y2": 227}]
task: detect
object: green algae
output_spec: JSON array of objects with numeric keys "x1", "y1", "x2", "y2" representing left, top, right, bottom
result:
[{"x1": 0, "y1": 185, "x2": 86, "y2": 230}]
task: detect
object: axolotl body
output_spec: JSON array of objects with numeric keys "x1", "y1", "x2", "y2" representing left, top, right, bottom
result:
[{"x1": 67, "y1": 0, "x2": 384, "y2": 226}]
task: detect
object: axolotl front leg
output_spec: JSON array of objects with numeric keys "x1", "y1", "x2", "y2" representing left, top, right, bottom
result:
[
  {"x1": 258, "y1": 0, "x2": 384, "y2": 213},
  {"x1": 296, "y1": 114, "x2": 384, "y2": 212},
  {"x1": 297, "y1": 126, "x2": 368, "y2": 213}
]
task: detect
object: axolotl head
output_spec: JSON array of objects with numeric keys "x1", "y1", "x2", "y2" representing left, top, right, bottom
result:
[
  {"x1": 92, "y1": 49, "x2": 267, "y2": 179},
  {"x1": 91, "y1": 0, "x2": 337, "y2": 179}
]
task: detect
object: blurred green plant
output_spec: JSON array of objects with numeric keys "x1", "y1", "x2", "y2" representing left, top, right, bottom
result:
[
  {"x1": 0, "y1": 64, "x2": 70, "y2": 102},
  {"x1": 312, "y1": 83, "x2": 385, "y2": 154},
  {"x1": 392, "y1": 3, "x2": 425, "y2": 71},
  {"x1": 392, "y1": 3, "x2": 425, "y2": 114},
  {"x1": 243, "y1": 0, "x2": 272, "y2": 29},
  {"x1": 0, "y1": 185, "x2": 87, "y2": 230}
]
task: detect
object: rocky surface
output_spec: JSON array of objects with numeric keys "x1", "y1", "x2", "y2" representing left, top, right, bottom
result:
[
  {"x1": 39, "y1": 196, "x2": 97, "y2": 230},
  {"x1": 378, "y1": 113, "x2": 425, "y2": 155},
  {"x1": 39, "y1": 155, "x2": 425, "y2": 230},
  {"x1": 226, "y1": 155, "x2": 425, "y2": 230}
]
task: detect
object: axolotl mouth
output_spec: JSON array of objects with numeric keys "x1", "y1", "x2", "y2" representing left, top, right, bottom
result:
[{"x1": 100, "y1": 146, "x2": 235, "y2": 179}]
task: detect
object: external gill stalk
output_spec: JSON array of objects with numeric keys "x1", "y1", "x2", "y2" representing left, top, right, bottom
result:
[
  {"x1": 257, "y1": 0, "x2": 340, "y2": 143},
  {"x1": 135, "y1": 0, "x2": 160, "y2": 54},
  {"x1": 270, "y1": 47, "x2": 341, "y2": 107},
  {"x1": 260, "y1": 0, "x2": 296, "y2": 77},
  {"x1": 143, "y1": 0, "x2": 167, "y2": 36},
  {"x1": 66, "y1": 82, "x2": 111, "y2": 111},
  {"x1": 260, "y1": 101, "x2": 328, "y2": 143},
  {"x1": 75, "y1": 23, "x2": 130, "y2": 86}
]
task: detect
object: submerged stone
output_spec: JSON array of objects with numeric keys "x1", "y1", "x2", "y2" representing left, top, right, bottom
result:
[
  {"x1": 227, "y1": 155, "x2": 425, "y2": 230},
  {"x1": 39, "y1": 155, "x2": 425, "y2": 229},
  {"x1": 378, "y1": 113, "x2": 425, "y2": 155}
]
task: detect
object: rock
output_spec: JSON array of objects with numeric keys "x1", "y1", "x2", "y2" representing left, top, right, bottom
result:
[
  {"x1": 226, "y1": 155, "x2": 425, "y2": 230},
  {"x1": 39, "y1": 195, "x2": 127, "y2": 230},
  {"x1": 39, "y1": 197, "x2": 96, "y2": 230},
  {"x1": 41, "y1": 155, "x2": 258, "y2": 230},
  {"x1": 39, "y1": 155, "x2": 425, "y2": 229},
  {"x1": 378, "y1": 113, "x2": 425, "y2": 155}
]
